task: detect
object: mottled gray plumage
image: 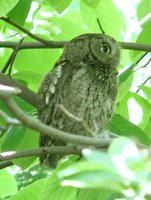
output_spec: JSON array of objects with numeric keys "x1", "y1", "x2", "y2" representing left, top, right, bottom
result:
[{"x1": 37, "y1": 33, "x2": 120, "y2": 167}]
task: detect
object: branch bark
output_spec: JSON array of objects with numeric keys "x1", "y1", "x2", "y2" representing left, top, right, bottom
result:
[
  {"x1": 0, "y1": 73, "x2": 37, "y2": 107},
  {"x1": 0, "y1": 146, "x2": 80, "y2": 162},
  {"x1": 119, "y1": 42, "x2": 151, "y2": 51},
  {"x1": 1, "y1": 41, "x2": 151, "y2": 52},
  {"x1": 0, "y1": 161, "x2": 13, "y2": 169},
  {"x1": 0, "y1": 41, "x2": 67, "y2": 49}
]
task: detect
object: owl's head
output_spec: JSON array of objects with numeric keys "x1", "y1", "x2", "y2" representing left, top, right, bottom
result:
[
  {"x1": 89, "y1": 34, "x2": 120, "y2": 67},
  {"x1": 62, "y1": 33, "x2": 120, "y2": 68}
]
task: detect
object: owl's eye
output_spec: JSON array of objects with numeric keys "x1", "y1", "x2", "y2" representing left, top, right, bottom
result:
[{"x1": 100, "y1": 46, "x2": 110, "y2": 54}]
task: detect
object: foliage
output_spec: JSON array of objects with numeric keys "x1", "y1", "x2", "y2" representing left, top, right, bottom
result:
[{"x1": 0, "y1": 0, "x2": 151, "y2": 199}]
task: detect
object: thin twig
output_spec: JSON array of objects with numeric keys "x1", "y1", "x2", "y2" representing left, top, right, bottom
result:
[
  {"x1": 136, "y1": 76, "x2": 151, "y2": 93},
  {"x1": 0, "y1": 17, "x2": 62, "y2": 47},
  {"x1": 1, "y1": 52, "x2": 15, "y2": 73},
  {"x1": 119, "y1": 52, "x2": 147, "y2": 83},
  {"x1": 8, "y1": 38, "x2": 24, "y2": 75},
  {"x1": 0, "y1": 109, "x2": 21, "y2": 125},
  {"x1": 1, "y1": 38, "x2": 24, "y2": 74},
  {"x1": 96, "y1": 18, "x2": 105, "y2": 34},
  {"x1": 133, "y1": 53, "x2": 151, "y2": 93},
  {"x1": 134, "y1": 53, "x2": 151, "y2": 72}
]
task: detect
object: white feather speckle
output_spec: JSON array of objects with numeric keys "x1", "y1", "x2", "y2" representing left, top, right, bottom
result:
[
  {"x1": 45, "y1": 93, "x2": 50, "y2": 105},
  {"x1": 56, "y1": 65, "x2": 62, "y2": 78},
  {"x1": 49, "y1": 84, "x2": 55, "y2": 94}
]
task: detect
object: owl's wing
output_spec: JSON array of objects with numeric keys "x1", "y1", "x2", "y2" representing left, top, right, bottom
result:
[
  {"x1": 37, "y1": 60, "x2": 70, "y2": 167},
  {"x1": 37, "y1": 60, "x2": 68, "y2": 124}
]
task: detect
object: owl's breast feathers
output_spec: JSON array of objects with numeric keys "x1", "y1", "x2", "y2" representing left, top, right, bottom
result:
[{"x1": 38, "y1": 59, "x2": 117, "y2": 135}]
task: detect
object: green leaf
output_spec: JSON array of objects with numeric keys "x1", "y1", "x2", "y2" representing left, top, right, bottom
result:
[
  {"x1": 63, "y1": 171, "x2": 124, "y2": 191},
  {"x1": 109, "y1": 137, "x2": 148, "y2": 174},
  {"x1": 78, "y1": 189, "x2": 102, "y2": 200},
  {"x1": 13, "y1": 128, "x2": 38, "y2": 169},
  {"x1": 116, "y1": 91, "x2": 151, "y2": 130},
  {"x1": 14, "y1": 47, "x2": 61, "y2": 78},
  {"x1": 77, "y1": 189, "x2": 120, "y2": 200},
  {"x1": 39, "y1": 173, "x2": 77, "y2": 200},
  {"x1": 127, "y1": 150, "x2": 148, "y2": 175},
  {"x1": 47, "y1": 0, "x2": 72, "y2": 14},
  {"x1": 82, "y1": 149, "x2": 115, "y2": 167},
  {"x1": 116, "y1": 71, "x2": 134, "y2": 103},
  {"x1": 0, "y1": 49, "x2": 13, "y2": 72},
  {"x1": 118, "y1": 64, "x2": 135, "y2": 84},
  {"x1": 80, "y1": 0, "x2": 124, "y2": 39},
  {"x1": 109, "y1": 113, "x2": 150, "y2": 145},
  {"x1": 7, "y1": 0, "x2": 32, "y2": 25},
  {"x1": 129, "y1": 92, "x2": 151, "y2": 129},
  {"x1": 81, "y1": 0, "x2": 100, "y2": 8},
  {"x1": 139, "y1": 85, "x2": 151, "y2": 102},
  {"x1": 42, "y1": 185, "x2": 77, "y2": 200},
  {"x1": 119, "y1": 50, "x2": 132, "y2": 70},
  {"x1": 0, "y1": 169, "x2": 18, "y2": 198},
  {"x1": 0, "y1": 0, "x2": 18, "y2": 17},
  {"x1": 109, "y1": 136, "x2": 137, "y2": 156},
  {"x1": 137, "y1": 0, "x2": 151, "y2": 20},
  {"x1": 115, "y1": 92, "x2": 130, "y2": 120},
  {"x1": 145, "y1": 118, "x2": 151, "y2": 139},
  {"x1": 12, "y1": 71, "x2": 41, "y2": 92},
  {"x1": 13, "y1": 96, "x2": 34, "y2": 112},
  {"x1": 132, "y1": 21, "x2": 151, "y2": 59},
  {"x1": 58, "y1": 140, "x2": 148, "y2": 193},
  {"x1": 59, "y1": 158, "x2": 116, "y2": 178},
  {"x1": 1, "y1": 126, "x2": 38, "y2": 169},
  {"x1": 0, "y1": 99, "x2": 12, "y2": 118},
  {"x1": 1, "y1": 126, "x2": 26, "y2": 151},
  {"x1": 52, "y1": 10, "x2": 87, "y2": 40},
  {"x1": 59, "y1": 161, "x2": 124, "y2": 191},
  {"x1": 10, "y1": 179, "x2": 45, "y2": 200},
  {"x1": 58, "y1": 151, "x2": 125, "y2": 191}
]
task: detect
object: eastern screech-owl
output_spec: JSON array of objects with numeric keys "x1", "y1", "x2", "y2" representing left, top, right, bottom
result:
[{"x1": 37, "y1": 33, "x2": 120, "y2": 168}]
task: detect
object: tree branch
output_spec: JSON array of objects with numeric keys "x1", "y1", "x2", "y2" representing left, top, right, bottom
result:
[
  {"x1": 0, "y1": 146, "x2": 80, "y2": 162},
  {"x1": 0, "y1": 17, "x2": 67, "y2": 48},
  {"x1": 1, "y1": 41, "x2": 151, "y2": 52},
  {"x1": 1, "y1": 16, "x2": 151, "y2": 52},
  {"x1": 119, "y1": 42, "x2": 151, "y2": 52},
  {"x1": 0, "y1": 85, "x2": 111, "y2": 147},
  {"x1": 0, "y1": 41, "x2": 67, "y2": 49},
  {"x1": 1, "y1": 38, "x2": 24, "y2": 74},
  {"x1": 0, "y1": 109, "x2": 20, "y2": 125},
  {"x1": 0, "y1": 161, "x2": 13, "y2": 169},
  {"x1": 0, "y1": 17, "x2": 53, "y2": 46},
  {"x1": 0, "y1": 73, "x2": 37, "y2": 107}
]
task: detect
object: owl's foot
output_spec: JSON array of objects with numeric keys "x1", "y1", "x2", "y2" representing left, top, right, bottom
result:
[
  {"x1": 97, "y1": 130, "x2": 117, "y2": 139},
  {"x1": 59, "y1": 104, "x2": 94, "y2": 137}
]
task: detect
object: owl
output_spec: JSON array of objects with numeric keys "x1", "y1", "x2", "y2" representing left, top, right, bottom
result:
[{"x1": 37, "y1": 33, "x2": 120, "y2": 168}]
